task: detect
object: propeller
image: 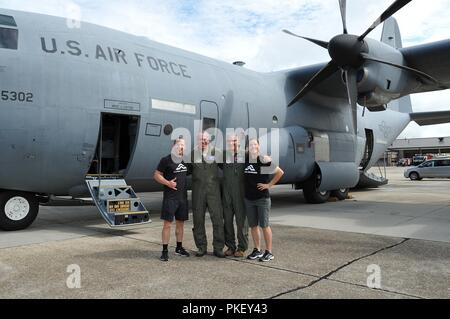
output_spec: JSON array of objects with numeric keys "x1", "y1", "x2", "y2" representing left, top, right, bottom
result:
[
  {"x1": 359, "y1": 0, "x2": 412, "y2": 41},
  {"x1": 345, "y1": 69, "x2": 358, "y2": 134},
  {"x1": 283, "y1": 0, "x2": 428, "y2": 136},
  {"x1": 287, "y1": 61, "x2": 338, "y2": 107},
  {"x1": 339, "y1": 0, "x2": 348, "y2": 34},
  {"x1": 361, "y1": 53, "x2": 438, "y2": 84},
  {"x1": 282, "y1": 30, "x2": 329, "y2": 49}
]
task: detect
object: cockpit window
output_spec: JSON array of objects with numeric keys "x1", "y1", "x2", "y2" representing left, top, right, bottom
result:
[
  {"x1": 0, "y1": 14, "x2": 17, "y2": 27},
  {"x1": 0, "y1": 27, "x2": 18, "y2": 50}
]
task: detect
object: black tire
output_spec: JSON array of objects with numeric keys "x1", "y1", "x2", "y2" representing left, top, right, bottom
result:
[
  {"x1": 0, "y1": 191, "x2": 39, "y2": 231},
  {"x1": 303, "y1": 172, "x2": 330, "y2": 204},
  {"x1": 409, "y1": 172, "x2": 421, "y2": 181},
  {"x1": 331, "y1": 188, "x2": 349, "y2": 201}
]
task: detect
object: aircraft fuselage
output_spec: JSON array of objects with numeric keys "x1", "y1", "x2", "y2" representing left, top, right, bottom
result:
[{"x1": 0, "y1": 10, "x2": 410, "y2": 197}]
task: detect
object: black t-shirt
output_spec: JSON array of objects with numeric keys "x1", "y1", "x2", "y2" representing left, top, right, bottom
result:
[
  {"x1": 244, "y1": 156, "x2": 272, "y2": 200},
  {"x1": 156, "y1": 155, "x2": 188, "y2": 201}
]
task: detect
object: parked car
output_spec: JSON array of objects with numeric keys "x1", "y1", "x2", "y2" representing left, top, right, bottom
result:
[{"x1": 404, "y1": 159, "x2": 450, "y2": 180}]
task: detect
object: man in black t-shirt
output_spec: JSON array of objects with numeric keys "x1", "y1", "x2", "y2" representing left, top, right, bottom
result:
[
  {"x1": 244, "y1": 138, "x2": 284, "y2": 262},
  {"x1": 154, "y1": 138, "x2": 190, "y2": 261}
]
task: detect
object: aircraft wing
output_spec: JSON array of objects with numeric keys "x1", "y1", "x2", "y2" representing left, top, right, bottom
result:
[
  {"x1": 410, "y1": 111, "x2": 450, "y2": 126},
  {"x1": 401, "y1": 39, "x2": 450, "y2": 94}
]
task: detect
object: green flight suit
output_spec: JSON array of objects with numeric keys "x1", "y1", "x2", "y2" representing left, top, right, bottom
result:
[
  {"x1": 222, "y1": 154, "x2": 248, "y2": 252},
  {"x1": 191, "y1": 148, "x2": 225, "y2": 254}
]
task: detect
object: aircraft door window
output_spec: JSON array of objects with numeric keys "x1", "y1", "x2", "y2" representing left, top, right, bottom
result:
[
  {"x1": 0, "y1": 27, "x2": 18, "y2": 50},
  {"x1": 202, "y1": 117, "x2": 217, "y2": 142},
  {"x1": 203, "y1": 117, "x2": 216, "y2": 131}
]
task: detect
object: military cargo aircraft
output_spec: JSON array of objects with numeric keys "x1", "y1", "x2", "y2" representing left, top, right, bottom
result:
[{"x1": 1, "y1": 0, "x2": 450, "y2": 230}]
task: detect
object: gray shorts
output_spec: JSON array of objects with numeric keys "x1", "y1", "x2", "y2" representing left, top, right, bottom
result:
[{"x1": 244, "y1": 197, "x2": 271, "y2": 228}]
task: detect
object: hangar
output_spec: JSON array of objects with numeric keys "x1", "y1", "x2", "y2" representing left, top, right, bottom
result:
[{"x1": 389, "y1": 136, "x2": 450, "y2": 159}]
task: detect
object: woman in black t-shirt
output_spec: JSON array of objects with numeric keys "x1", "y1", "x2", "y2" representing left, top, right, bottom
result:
[{"x1": 244, "y1": 138, "x2": 284, "y2": 262}]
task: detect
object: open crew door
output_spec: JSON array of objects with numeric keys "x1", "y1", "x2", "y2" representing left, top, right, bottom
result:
[
  {"x1": 356, "y1": 128, "x2": 388, "y2": 188},
  {"x1": 86, "y1": 113, "x2": 150, "y2": 227},
  {"x1": 87, "y1": 113, "x2": 139, "y2": 176},
  {"x1": 360, "y1": 129, "x2": 374, "y2": 170}
]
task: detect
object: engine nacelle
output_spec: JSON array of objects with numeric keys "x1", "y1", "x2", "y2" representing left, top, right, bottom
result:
[
  {"x1": 353, "y1": 65, "x2": 402, "y2": 109},
  {"x1": 345, "y1": 39, "x2": 421, "y2": 112},
  {"x1": 358, "y1": 87, "x2": 392, "y2": 112}
]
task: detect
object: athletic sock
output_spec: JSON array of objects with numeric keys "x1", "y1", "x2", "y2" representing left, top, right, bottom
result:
[
  {"x1": 163, "y1": 244, "x2": 168, "y2": 252},
  {"x1": 176, "y1": 242, "x2": 182, "y2": 249}
]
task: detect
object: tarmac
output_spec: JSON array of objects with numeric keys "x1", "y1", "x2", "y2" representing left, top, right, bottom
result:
[{"x1": 0, "y1": 167, "x2": 449, "y2": 299}]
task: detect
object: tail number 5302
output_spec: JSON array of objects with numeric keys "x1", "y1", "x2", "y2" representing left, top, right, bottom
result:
[{"x1": 1, "y1": 90, "x2": 34, "y2": 103}]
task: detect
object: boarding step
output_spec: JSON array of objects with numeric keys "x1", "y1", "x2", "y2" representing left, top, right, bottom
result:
[{"x1": 85, "y1": 177, "x2": 151, "y2": 227}]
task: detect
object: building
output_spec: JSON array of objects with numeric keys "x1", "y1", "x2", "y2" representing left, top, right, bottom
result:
[{"x1": 389, "y1": 136, "x2": 450, "y2": 159}]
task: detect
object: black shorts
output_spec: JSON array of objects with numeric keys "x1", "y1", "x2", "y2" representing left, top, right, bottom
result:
[{"x1": 161, "y1": 198, "x2": 189, "y2": 222}]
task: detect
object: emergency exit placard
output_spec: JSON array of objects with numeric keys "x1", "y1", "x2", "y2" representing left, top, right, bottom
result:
[{"x1": 108, "y1": 200, "x2": 131, "y2": 213}]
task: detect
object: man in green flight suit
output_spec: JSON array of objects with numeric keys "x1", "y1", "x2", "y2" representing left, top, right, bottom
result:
[
  {"x1": 191, "y1": 131, "x2": 225, "y2": 258},
  {"x1": 222, "y1": 133, "x2": 248, "y2": 258}
]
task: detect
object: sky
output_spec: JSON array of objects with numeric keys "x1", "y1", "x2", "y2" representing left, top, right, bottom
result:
[{"x1": 1, "y1": 0, "x2": 450, "y2": 139}]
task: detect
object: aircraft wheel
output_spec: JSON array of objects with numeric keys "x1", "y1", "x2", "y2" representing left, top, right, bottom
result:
[
  {"x1": 0, "y1": 191, "x2": 39, "y2": 231},
  {"x1": 331, "y1": 188, "x2": 349, "y2": 201},
  {"x1": 303, "y1": 172, "x2": 330, "y2": 204}
]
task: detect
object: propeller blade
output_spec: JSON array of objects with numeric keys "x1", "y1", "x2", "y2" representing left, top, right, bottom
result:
[
  {"x1": 358, "y1": 0, "x2": 412, "y2": 41},
  {"x1": 339, "y1": 0, "x2": 348, "y2": 34},
  {"x1": 345, "y1": 69, "x2": 359, "y2": 135},
  {"x1": 361, "y1": 53, "x2": 439, "y2": 84},
  {"x1": 282, "y1": 29, "x2": 329, "y2": 49},
  {"x1": 288, "y1": 61, "x2": 338, "y2": 107}
]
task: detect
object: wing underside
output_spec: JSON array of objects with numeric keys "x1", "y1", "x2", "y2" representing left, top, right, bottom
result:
[
  {"x1": 401, "y1": 39, "x2": 450, "y2": 94},
  {"x1": 410, "y1": 111, "x2": 450, "y2": 126}
]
